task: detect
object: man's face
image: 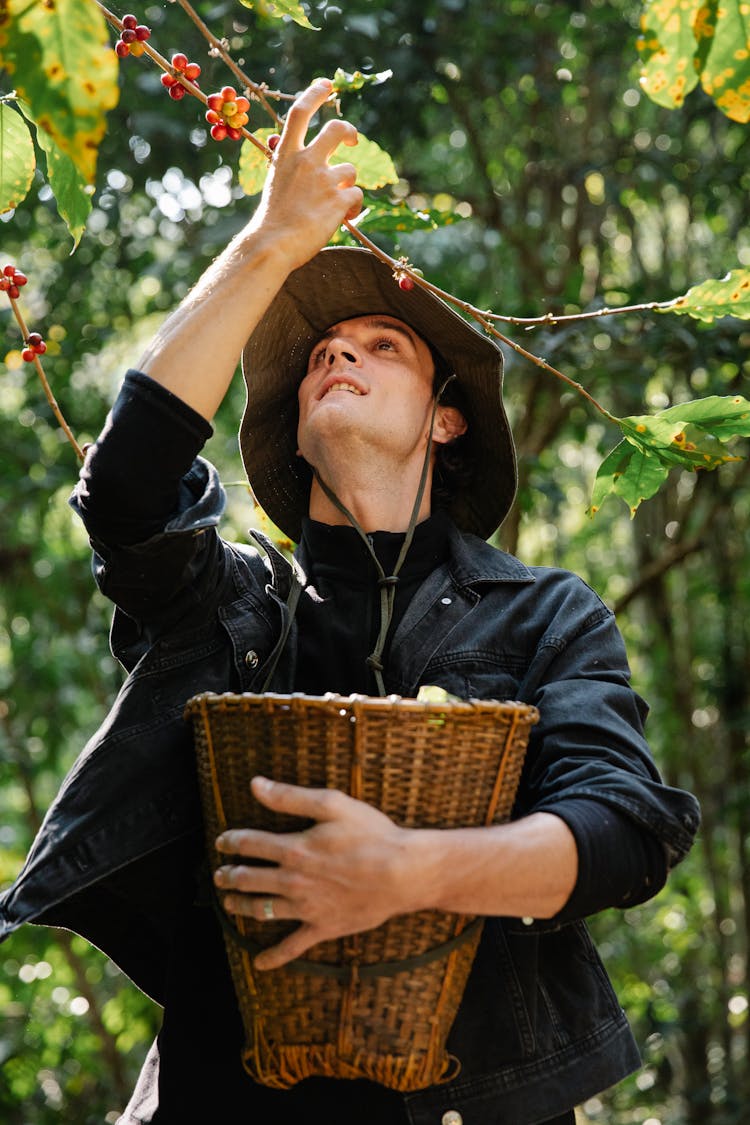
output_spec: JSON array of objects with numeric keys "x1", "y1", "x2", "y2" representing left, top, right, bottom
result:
[{"x1": 296, "y1": 314, "x2": 437, "y2": 469}]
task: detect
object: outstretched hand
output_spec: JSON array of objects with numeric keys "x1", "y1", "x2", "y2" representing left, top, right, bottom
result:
[
  {"x1": 252, "y1": 78, "x2": 364, "y2": 271},
  {"x1": 214, "y1": 775, "x2": 421, "y2": 971}
]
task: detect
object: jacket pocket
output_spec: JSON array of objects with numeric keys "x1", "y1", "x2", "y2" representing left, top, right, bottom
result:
[
  {"x1": 420, "y1": 652, "x2": 527, "y2": 703},
  {"x1": 447, "y1": 917, "x2": 621, "y2": 1071},
  {"x1": 500, "y1": 918, "x2": 621, "y2": 1053}
]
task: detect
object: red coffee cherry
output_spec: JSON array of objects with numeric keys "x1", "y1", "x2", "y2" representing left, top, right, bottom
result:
[
  {"x1": 205, "y1": 91, "x2": 250, "y2": 141},
  {"x1": 116, "y1": 17, "x2": 151, "y2": 59}
]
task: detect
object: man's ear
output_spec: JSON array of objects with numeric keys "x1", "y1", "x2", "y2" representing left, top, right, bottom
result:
[{"x1": 433, "y1": 405, "x2": 468, "y2": 445}]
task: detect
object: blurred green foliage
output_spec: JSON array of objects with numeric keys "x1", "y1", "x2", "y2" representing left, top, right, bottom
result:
[{"x1": 1, "y1": 1, "x2": 749, "y2": 1122}]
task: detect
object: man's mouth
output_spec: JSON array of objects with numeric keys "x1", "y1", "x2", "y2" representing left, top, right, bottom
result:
[{"x1": 323, "y1": 382, "x2": 364, "y2": 397}]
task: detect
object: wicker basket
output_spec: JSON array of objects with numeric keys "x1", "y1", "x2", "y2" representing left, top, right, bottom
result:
[{"x1": 185, "y1": 691, "x2": 538, "y2": 1092}]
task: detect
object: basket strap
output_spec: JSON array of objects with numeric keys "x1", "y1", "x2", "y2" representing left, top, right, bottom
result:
[{"x1": 212, "y1": 891, "x2": 483, "y2": 979}]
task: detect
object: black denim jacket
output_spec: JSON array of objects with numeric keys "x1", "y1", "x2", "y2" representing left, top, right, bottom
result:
[{"x1": 0, "y1": 457, "x2": 700, "y2": 1125}]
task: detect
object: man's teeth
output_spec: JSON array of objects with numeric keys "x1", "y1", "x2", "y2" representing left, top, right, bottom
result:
[{"x1": 326, "y1": 382, "x2": 363, "y2": 395}]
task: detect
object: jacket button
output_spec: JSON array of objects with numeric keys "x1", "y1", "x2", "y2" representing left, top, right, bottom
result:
[
  {"x1": 244, "y1": 650, "x2": 259, "y2": 669},
  {"x1": 442, "y1": 1112, "x2": 463, "y2": 1125}
]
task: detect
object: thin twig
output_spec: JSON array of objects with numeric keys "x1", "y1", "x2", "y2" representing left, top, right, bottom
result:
[
  {"x1": 484, "y1": 298, "x2": 677, "y2": 328},
  {"x1": 8, "y1": 298, "x2": 84, "y2": 461},
  {"x1": 173, "y1": 0, "x2": 282, "y2": 125},
  {"x1": 341, "y1": 221, "x2": 620, "y2": 424}
]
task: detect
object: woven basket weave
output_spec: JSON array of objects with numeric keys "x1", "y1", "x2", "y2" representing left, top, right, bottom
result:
[{"x1": 185, "y1": 691, "x2": 538, "y2": 1092}]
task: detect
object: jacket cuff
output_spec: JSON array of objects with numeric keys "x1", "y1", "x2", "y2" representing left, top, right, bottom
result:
[{"x1": 545, "y1": 797, "x2": 668, "y2": 923}]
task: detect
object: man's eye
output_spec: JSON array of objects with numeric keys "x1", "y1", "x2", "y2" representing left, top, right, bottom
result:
[{"x1": 375, "y1": 337, "x2": 396, "y2": 351}]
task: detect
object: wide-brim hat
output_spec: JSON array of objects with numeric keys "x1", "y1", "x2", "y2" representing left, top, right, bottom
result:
[{"x1": 240, "y1": 246, "x2": 516, "y2": 542}]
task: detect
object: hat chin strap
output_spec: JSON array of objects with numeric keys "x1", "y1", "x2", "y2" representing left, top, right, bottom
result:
[{"x1": 312, "y1": 376, "x2": 456, "y2": 697}]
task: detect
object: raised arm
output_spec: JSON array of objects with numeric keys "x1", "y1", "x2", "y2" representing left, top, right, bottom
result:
[{"x1": 137, "y1": 78, "x2": 363, "y2": 421}]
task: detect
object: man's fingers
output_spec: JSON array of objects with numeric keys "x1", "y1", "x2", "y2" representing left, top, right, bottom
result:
[
  {"x1": 249, "y1": 775, "x2": 350, "y2": 820},
  {"x1": 282, "y1": 77, "x2": 334, "y2": 149},
  {"x1": 215, "y1": 825, "x2": 287, "y2": 862},
  {"x1": 221, "y1": 891, "x2": 289, "y2": 919},
  {"x1": 214, "y1": 861, "x2": 295, "y2": 896},
  {"x1": 345, "y1": 195, "x2": 364, "y2": 222},
  {"x1": 331, "y1": 162, "x2": 358, "y2": 189},
  {"x1": 307, "y1": 118, "x2": 359, "y2": 155},
  {"x1": 254, "y1": 924, "x2": 320, "y2": 971}
]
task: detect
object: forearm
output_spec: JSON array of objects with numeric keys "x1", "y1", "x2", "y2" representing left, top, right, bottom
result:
[
  {"x1": 214, "y1": 781, "x2": 578, "y2": 969},
  {"x1": 137, "y1": 78, "x2": 362, "y2": 422},
  {"x1": 74, "y1": 371, "x2": 212, "y2": 546},
  {"x1": 137, "y1": 227, "x2": 296, "y2": 421},
  {"x1": 406, "y1": 813, "x2": 578, "y2": 920}
]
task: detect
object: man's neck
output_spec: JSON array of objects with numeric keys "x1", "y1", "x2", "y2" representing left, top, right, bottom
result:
[{"x1": 307, "y1": 472, "x2": 433, "y2": 533}]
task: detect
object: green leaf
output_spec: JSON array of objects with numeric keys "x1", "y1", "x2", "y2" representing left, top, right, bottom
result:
[
  {"x1": 589, "y1": 440, "x2": 669, "y2": 517},
  {"x1": 32, "y1": 114, "x2": 91, "y2": 249},
  {"x1": 355, "y1": 196, "x2": 462, "y2": 234},
  {"x1": 238, "y1": 129, "x2": 275, "y2": 196},
  {"x1": 331, "y1": 67, "x2": 393, "y2": 93},
  {"x1": 331, "y1": 132, "x2": 398, "y2": 190},
  {"x1": 0, "y1": 0, "x2": 119, "y2": 184},
  {"x1": 659, "y1": 269, "x2": 750, "y2": 322},
  {"x1": 238, "y1": 0, "x2": 319, "y2": 30},
  {"x1": 0, "y1": 102, "x2": 35, "y2": 213},
  {"x1": 637, "y1": 0, "x2": 703, "y2": 109}
]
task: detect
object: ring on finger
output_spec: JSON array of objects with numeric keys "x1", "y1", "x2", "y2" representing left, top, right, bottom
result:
[{"x1": 262, "y1": 897, "x2": 275, "y2": 921}]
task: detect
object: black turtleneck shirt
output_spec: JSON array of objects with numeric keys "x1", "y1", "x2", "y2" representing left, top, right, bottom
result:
[{"x1": 296, "y1": 514, "x2": 451, "y2": 696}]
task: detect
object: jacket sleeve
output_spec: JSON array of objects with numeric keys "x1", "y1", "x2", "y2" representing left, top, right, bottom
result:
[
  {"x1": 69, "y1": 370, "x2": 230, "y2": 641},
  {"x1": 515, "y1": 569, "x2": 700, "y2": 922}
]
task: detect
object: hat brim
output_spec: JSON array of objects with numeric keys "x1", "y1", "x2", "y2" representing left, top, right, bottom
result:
[{"x1": 240, "y1": 246, "x2": 516, "y2": 541}]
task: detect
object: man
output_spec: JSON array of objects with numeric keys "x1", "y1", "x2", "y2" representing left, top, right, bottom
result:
[{"x1": 0, "y1": 79, "x2": 699, "y2": 1123}]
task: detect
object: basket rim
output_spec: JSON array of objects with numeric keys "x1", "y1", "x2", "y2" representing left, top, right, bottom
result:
[{"x1": 184, "y1": 690, "x2": 540, "y2": 723}]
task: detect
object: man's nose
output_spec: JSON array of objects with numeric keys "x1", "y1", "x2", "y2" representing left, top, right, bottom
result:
[{"x1": 326, "y1": 338, "x2": 360, "y2": 365}]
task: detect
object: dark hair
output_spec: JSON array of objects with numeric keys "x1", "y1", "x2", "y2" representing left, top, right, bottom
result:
[{"x1": 429, "y1": 346, "x2": 475, "y2": 509}]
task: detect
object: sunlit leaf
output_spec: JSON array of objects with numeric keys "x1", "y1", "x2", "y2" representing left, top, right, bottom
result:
[
  {"x1": 330, "y1": 132, "x2": 398, "y2": 189},
  {"x1": 637, "y1": 0, "x2": 750, "y2": 122},
  {"x1": 238, "y1": 128, "x2": 275, "y2": 196},
  {"x1": 331, "y1": 67, "x2": 393, "y2": 93},
  {"x1": 627, "y1": 394, "x2": 750, "y2": 444},
  {"x1": 659, "y1": 269, "x2": 750, "y2": 322},
  {"x1": 0, "y1": 102, "x2": 35, "y2": 213},
  {"x1": 32, "y1": 114, "x2": 91, "y2": 249},
  {"x1": 238, "y1": 130, "x2": 398, "y2": 197},
  {"x1": 591, "y1": 394, "x2": 750, "y2": 514},
  {"x1": 636, "y1": 0, "x2": 703, "y2": 109},
  {"x1": 0, "y1": 0, "x2": 119, "y2": 184},
  {"x1": 699, "y1": 0, "x2": 750, "y2": 123},
  {"x1": 238, "y1": 0, "x2": 318, "y2": 30}
]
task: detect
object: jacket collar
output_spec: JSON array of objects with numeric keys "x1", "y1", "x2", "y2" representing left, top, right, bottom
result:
[
  {"x1": 252, "y1": 518, "x2": 535, "y2": 596},
  {"x1": 446, "y1": 523, "x2": 536, "y2": 587}
]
